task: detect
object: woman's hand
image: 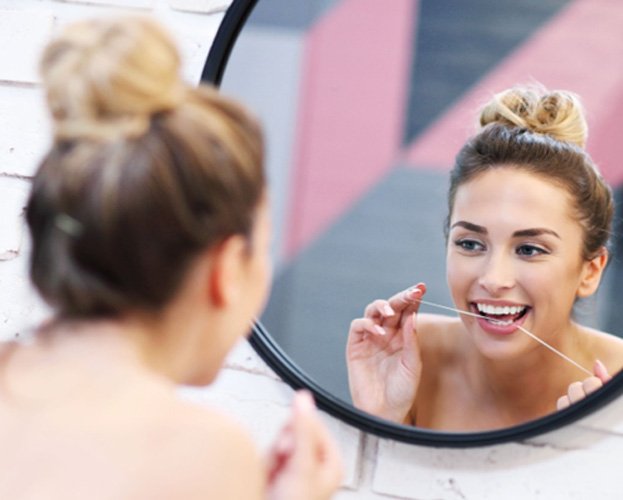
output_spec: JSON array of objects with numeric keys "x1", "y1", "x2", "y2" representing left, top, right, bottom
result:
[
  {"x1": 266, "y1": 391, "x2": 343, "y2": 500},
  {"x1": 345, "y1": 283, "x2": 426, "y2": 424},
  {"x1": 556, "y1": 360, "x2": 612, "y2": 410}
]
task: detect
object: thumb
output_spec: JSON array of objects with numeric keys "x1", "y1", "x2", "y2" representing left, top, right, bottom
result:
[
  {"x1": 594, "y1": 359, "x2": 612, "y2": 383},
  {"x1": 290, "y1": 390, "x2": 316, "y2": 464},
  {"x1": 401, "y1": 312, "x2": 421, "y2": 371}
]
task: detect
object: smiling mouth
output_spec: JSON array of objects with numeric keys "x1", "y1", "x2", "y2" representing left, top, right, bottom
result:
[{"x1": 471, "y1": 303, "x2": 530, "y2": 327}]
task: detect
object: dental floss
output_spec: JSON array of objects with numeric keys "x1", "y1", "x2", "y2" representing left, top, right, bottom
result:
[{"x1": 411, "y1": 297, "x2": 593, "y2": 376}]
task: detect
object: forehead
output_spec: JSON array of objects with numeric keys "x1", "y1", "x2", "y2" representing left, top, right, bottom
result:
[{"x1": 451, "y1": 168, "x2": 576, "y2": 228}]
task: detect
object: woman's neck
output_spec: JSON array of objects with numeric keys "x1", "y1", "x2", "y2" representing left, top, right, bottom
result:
[
  {"x1": 466, "y1": 321, "x2": 590, "y2": 418},
  {"x1": 35, "y1": 315, "x2": 190, "y2": 383}
]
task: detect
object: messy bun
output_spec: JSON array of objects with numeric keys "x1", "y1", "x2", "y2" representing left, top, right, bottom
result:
[
  {"x1": 27, "y1": 16, "x2": 265, "y2": 318},
  {"x1": 479, "y1": 87, "x2": 588, "y2": 148},
  {"x1": 446, "y1": 85, "x2": 612, "y2": 261},
  {"x1": 40, "y1": 16, "x2": 184, "y2": 141}
]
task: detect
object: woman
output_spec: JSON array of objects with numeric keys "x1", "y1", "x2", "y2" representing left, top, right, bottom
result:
[
  {"x1": 346, "y1": 86, "x2": 623, "y2": 431},
  {"x1": 0, "y1": 16, "x2": 342, "y2": 499}
]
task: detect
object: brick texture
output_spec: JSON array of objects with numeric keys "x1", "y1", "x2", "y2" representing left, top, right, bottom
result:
[
  {"x1": 53, "y1": 0, "x2": 154, "y2": 8},
  {"x1": 168, "y1": 0, "x2": 231, "y2": 14},
  {"x1": 0, "y1": 10, "x2": 53, "y2": 84},
  {"x1": 0, "y1": 87, "x2": 51, "y2": 177}
]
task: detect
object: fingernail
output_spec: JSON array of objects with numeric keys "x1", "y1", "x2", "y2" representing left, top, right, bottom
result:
[
  {"x1": 595, "y1": 359, "x2": 607, "y2": 374},
  {"x1": 383, "y1": 305, "x2": 394, "y2": 316},
  {"x1": 296, "y1": 390, "x2": 315, "y2": 412},
  {"x1": 276, "y1": 431, "x2": 293, "y2": 454},
  {"x1": 374, "y1": 325, "x2": 386, "y2": 336}
]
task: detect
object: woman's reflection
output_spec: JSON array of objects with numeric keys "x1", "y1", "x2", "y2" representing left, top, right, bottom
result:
[{"x1": 346, "y1": 85, "x2": 623, "y2": 431}]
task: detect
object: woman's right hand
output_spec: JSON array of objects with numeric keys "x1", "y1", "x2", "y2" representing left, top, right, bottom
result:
[
  {"x1": 266, "y1": 391, "x2": 343, "y2": 500},
  {"x1": 345, "y1": 283, "x2": 426, "y2": 424}
]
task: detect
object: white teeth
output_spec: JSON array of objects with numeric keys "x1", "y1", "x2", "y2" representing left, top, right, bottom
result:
[
  {"x1": 475, "y1": 303, "x2": 526, "y2": 316},
  {"x1": 490, "y1": 318, "x2": 513, "y2": 326}
]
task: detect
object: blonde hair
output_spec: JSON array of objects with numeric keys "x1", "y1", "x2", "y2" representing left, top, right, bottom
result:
[
  {"x1": 446, "y1": 85, "x2": 612, "y2": 260},
  {"x1": 27, "y1": 16, "x2": 265, "y2": 318},
  {"x1": 480, "y1": 86, "x2": 588, "y2": 148},
  {"x1": 41, "y1": 16, "x2": 184, "y2": 141}
]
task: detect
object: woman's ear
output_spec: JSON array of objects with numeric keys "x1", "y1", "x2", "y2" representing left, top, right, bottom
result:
[
  {"x1": 208, "y1": 235, "x2": 249, "y2": 307},
  {"x1": 577, "y1": 248, "x2": 608, "y2": 299}
]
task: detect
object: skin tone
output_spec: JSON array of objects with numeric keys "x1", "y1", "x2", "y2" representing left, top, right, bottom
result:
[
  {"x1": 0, "y1": 199, "x2": 342, "y2": 499},
  {"x1": 347, "y1": 167, "x2": 623, "y2": 431}
]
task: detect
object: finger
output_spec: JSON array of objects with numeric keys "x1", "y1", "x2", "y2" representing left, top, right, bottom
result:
[
  {"x1": 400, "y1": 312, "x2": 422, "y2": 374},
  {"x1": 401, "y1": 312, "x2": 419, "y2": 353},
  {"x1": 290, "y1": 390, "x2": 343, "y2": 490},
  {"x1": 289, "y1": 391, "x2": 316, "y2": 472},
  {"x1": 594, "y1": 359, "x2": 612, "y2": 383},
  {"x1": 364, "y1": 299, "x2": 395, "y2": 320},
  {"x1": 349, "y1": 317, "x2": 387, "y2": 338},
  {"x1": 567, "y1": 381, "x2": 585, "y2": 404},
  {"x1": 266, "y1": 424, "x2": 294, "y2": 483},
  {"x1": 387, "y1": 283, "x2": 427, "y2": 313},
  {"x1": 582, "y1": 376, "x2": 603, "y2": 396},
  {"x1": 379, "y1": 284, "x2": 427, "y2": 329},
  {"x1": 310, "y1": 414, "x2": 344, "y2": 491},
  {"x1": 557, "y1": 395, "x2": 571, "y2": 410}
]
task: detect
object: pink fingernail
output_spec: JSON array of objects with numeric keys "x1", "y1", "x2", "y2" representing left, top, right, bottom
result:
[
  {"x1": 595, "y1": 359, "x2": 607, "y2": 375},
  {"x1": 296, "y1": 390, "x2": 315, "y2": 412},
  {"x1": 374, "y1": 325, "x2": 386, "y2": 336},
  {"x1": 383, "y1": 305, "x2": 394, "y2": 316}
]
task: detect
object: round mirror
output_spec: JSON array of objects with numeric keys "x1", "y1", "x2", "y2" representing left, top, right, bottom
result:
[{"x1": 203, "y1": 0, "x2": 623, "y2": 446}]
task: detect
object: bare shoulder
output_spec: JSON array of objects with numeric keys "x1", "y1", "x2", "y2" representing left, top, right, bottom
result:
[
  {"x1": 85, "y1": 390, "x2": 265, "y2": 500},
  {"x1": 145, "y1": 401, "x2": 265, "y2": 499},
  {"x1": 580, "y1": 325, "x2": 623, "y2": 374}
]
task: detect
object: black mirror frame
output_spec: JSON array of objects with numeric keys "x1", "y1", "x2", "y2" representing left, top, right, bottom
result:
[{"x1": 201, "y1": 0, "x2": 623, "y2": 447}]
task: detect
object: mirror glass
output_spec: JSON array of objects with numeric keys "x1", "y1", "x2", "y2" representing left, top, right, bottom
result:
[{"x1": 217, "y1": 0, "x2": 623, "y2": 434}]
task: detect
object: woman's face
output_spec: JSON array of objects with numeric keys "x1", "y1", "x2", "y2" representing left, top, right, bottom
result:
[
  {"x1": 245, "y1": 196, "x2": 274, "y2": 323},
  {"x1": 194, "y1": 196, "x2": 273, "y2": 385},
  {"x1": 446, "y1": 167, "x2": 596, "y2": 360}
]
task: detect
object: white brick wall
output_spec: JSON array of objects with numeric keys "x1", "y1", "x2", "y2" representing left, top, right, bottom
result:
[
  {"x1": 168, "y1": 0, "x2": 230, "y2": 14},
  {"x1": 1, "y1": 1, "x2": 622, "y2": 498},
  {"x1": 53, "y1": 0, "x2": 155, "y2": 9}
]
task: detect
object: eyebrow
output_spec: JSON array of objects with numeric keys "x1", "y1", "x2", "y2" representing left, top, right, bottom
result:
[
  {"x1": 512, "y1": 228, "x2": 561, "y2": 239},
  {"x1": 450, "y1": 221, "x2": 561, "y2": 239},
  {"x1": 450, "y1": 221, "x2": 486, "y2": 234}
]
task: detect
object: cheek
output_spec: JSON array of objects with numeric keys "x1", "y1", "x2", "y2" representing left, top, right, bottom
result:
[
  {"x1": 446, "y1": 252, "x2": 478, "y2": 286},
  {"x1": 252, "y1": 251, "x2": 272, "y2": 313},
  {"x1": 446, "y1": 253, "x2": 474, "y2": 293}
]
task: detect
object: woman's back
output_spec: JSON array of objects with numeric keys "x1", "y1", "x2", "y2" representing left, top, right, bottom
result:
[
  {"x1": 6, "y1": 14, "x2": 342, "y2": 499},
  {"x1": 0, "y1": 326, "x2": 263, "y2": 499}
]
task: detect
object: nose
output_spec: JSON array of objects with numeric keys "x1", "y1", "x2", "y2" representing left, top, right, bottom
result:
[{"x1": 478, "y1": 251, "x2": 515, "y2": 294}]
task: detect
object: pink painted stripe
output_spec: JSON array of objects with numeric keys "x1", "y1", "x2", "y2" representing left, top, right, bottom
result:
[
  {"x1": 403, "y1": 0, "x2": 623, "y2": 186},
  {"x1": 284, "y1": 0, "x2": 417, "y2": 257}
]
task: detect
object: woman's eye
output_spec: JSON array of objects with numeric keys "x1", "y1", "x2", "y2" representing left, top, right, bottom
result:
[
  {"x1": 516, "y1": 244, "x2": 547, "y2": 257},
  {"x1": 454, "y1": 239, "x2": 484, "y2": 252}
]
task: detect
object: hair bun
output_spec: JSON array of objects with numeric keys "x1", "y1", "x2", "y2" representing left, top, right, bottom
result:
[
  {"x1": 479, "y1": 85, "x2": 588, "y2": 148},
  {"x1": 40, "y1": 16, "x2": 185, "y2": 141}
]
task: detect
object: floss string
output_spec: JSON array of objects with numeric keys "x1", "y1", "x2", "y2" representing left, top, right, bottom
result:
[{"x1": 411, "y1": 297, "x2": 593, "y2": 376}]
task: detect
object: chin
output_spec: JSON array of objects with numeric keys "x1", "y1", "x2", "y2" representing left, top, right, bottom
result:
[{"x1": 470, "y1": 328, "x2": 530, "y2": 361}]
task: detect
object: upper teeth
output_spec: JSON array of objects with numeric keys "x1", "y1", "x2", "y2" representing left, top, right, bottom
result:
[{"x1": 476, "y1": 303, "x2": 526, "y2": 316}]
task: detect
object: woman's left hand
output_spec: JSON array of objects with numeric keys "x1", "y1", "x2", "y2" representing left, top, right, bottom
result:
[{"x1": 556, "y1": 360, "x2": 612, "y2": 410}]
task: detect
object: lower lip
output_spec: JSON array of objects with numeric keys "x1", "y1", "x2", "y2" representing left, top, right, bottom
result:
[{"x1": 474, "y1": 309, "x2": 530, "y2": 336}]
